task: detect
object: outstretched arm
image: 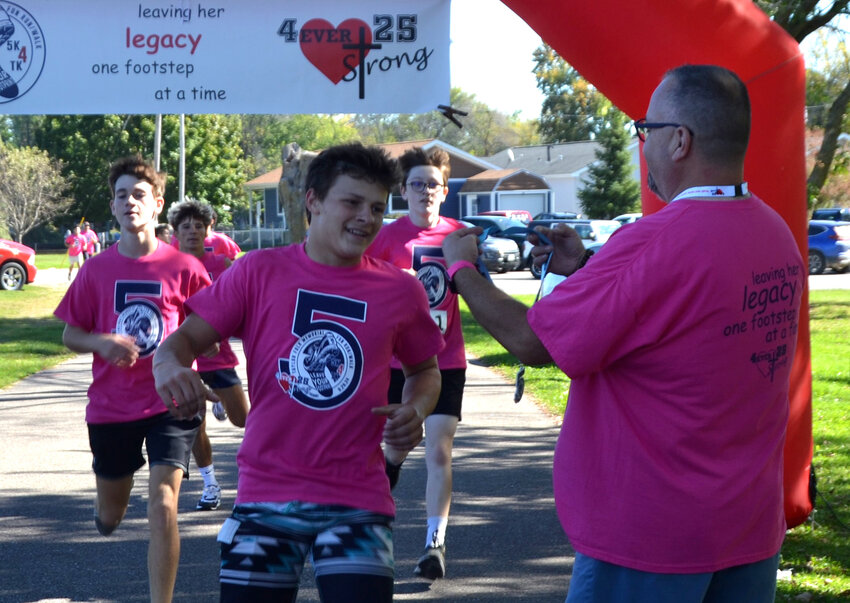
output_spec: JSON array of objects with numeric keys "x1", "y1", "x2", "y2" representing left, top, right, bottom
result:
[
  {"x1": 442, "y1": 227, "x2": 553, "y2": 366},
  {"x1": 153, "y1": 314, "x2": 221, "y2": 419}
]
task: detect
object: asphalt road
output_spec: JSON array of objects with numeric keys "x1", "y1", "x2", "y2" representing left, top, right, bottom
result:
[{"x1": 0, "y1": 342, "x2": 572, "y2": 603}]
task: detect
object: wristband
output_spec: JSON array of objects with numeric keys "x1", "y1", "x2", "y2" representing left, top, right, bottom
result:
[{"x1": 447, "y1": 260, "x2": 477, "y2": 281}]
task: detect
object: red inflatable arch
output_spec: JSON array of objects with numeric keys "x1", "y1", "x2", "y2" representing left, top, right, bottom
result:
[{"x1": 502, "y1": 0, "x2": 813, "y2": 528}]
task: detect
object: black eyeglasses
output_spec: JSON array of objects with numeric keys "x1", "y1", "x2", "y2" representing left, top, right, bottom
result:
[
  {"x1": 406, "y1": 180, "x2": 444, "y2": 194},
  {"x1": 633, "y1": 118, "x2": 691, "y2": 142}
]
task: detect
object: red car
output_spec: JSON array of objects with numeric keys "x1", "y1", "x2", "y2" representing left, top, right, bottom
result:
[{"x1": 0, "y1": 238, "x2": 38, "y2": 290}]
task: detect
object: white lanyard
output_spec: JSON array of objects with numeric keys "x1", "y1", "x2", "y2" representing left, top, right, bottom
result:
[{"x1": 671, "y1": 183, "x2": 748, "y2": 202}]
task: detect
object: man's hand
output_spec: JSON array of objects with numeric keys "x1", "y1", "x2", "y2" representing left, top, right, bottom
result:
[
  {"x1": 528, "y1": 224, "x2": 586, "y2": 277},
  {"x1": 154, "y1": 363, "x2": 219, "y2": 419},
  {"x1": 442, "y1": 227, "x2": 483, "y2": 267},
  {"x1": 96, "y1": 334, "x2": 140, "y2": 369},
  {"x1": 372, "y1": 403, "x2": 425, "y2": 452}
]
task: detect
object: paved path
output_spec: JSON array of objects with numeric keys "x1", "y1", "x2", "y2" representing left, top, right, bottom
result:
[{"x1": 0, "y1": 342, "x2": 572, "y2": 602}]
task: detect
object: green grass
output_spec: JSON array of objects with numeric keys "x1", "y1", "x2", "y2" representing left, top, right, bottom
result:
[
  {"x1": 462, "y1": 291, "x2": 850, "y2": 600},
  {"x1": 1, "y1": 286, "x2": 848, "y2": 597},
  {"x1": 34, "y1": 250, "x2": 71, "y2": 270},
  {"x1": 0, "y1": 285, "x2": 74, "y2": 389}
]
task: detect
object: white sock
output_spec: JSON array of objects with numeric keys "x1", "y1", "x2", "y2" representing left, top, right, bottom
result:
[
  {"x1": 199, "y1": 464, "x2": 218, "y2": 488},
  {"x1": 426, "y1": 516, "x2": 448, "y2": 547}
]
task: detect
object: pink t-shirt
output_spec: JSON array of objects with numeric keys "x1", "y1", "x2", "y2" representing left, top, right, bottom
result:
[
  {"x1": 366, "y1": 216, "x2": 466, "y2": 369},
  {"x1": 185, "y1": 243, "x2": 444, "y2": 516},
  {"x1": 82, "y1": 230, "x2": 99, "y2": 253},
  {"x1": 528, "y1": 195, "x2": 805, "y2": 573},
  {"x1": 65, "y1": 234, "x2": 85, "y2": 257},
  {"x1": 195, "y1": 251, "x2": 238, "y2": 372},
  {"x1": 54, "y1": 242, "x2": 211, "y2": 424}
]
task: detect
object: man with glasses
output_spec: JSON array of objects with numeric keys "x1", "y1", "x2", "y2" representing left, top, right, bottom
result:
[
  {"x1": 442, "y1": 65, "x2": 804, "y2": 602},
  {"x1": 367, "y1": 147, "x2": 467, "y2": 580}
]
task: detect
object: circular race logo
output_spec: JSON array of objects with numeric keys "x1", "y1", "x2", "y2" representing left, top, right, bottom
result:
[
  {"x1": 115, "y1": 301, "x2": 163, "y2": 358},
  {"x1": 285, "y1": 328, "x2": 359, "y2": 409},
  {"x1": 0, "y1": 2, "x2": 46, "y2": 103},
  {"x1": 417, "y1": 262, "x2": 448, "y2": 308}
]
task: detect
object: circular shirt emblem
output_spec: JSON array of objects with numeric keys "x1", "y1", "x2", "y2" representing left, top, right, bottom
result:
[
  {"x1": 0, "y1": 2, "x2": 46, "y2": 103},
  {"x1": 287, "y1": 328, "x2": 357, "y2": 408},
  {"x1": 417, "y1": 263, "x2": 448, "y2": 308},
  {"x1": 115, "y1": 302, "x2": 162, "y2": 357}
]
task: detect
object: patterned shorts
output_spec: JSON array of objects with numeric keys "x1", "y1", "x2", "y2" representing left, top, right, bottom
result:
[{"x1": 218, "y1": 501, "x2": 394, "y2": 592}]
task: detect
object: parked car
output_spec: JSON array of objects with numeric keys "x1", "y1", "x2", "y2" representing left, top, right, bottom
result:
[
  {"x1": 533, "y1": 211, "x2": 578, "y2": 220},
  {"x1": 477, "y1": 209, "x2": 533, "y2": 224},
  {"x1": 613, "y1": 213, "x2": 642, "y2": 225},
  {"x1": 526, "y1": 219, "x2": 620, "y2": 278},
  {"x1": 808, "y1": 220, "x2": 850, "y2": 274},
  {"x1": 478, "y1": 234, "x2": 522, "y2": 273},
  {"x1": 462, "y1": 215, "x2": 533, "y2": 271},
  {"x1": 528, "y1": 219, "x2": 620, "y2": 244},
  {"x1": 0, "y1": 238, "x2": 38, "y2": 291},
  {"x1": 811, "y1": 207, "x2": 850, "y2": 222}
]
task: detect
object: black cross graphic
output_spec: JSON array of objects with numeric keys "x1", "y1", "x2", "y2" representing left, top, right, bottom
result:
[{"x1": 343, "y1": 26, "x2": 381, "y2": 99}]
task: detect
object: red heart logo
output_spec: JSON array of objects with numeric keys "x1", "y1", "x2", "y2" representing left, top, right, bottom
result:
[{"x1": 300, "y1": 18, "x2": 373, "y2": 85}]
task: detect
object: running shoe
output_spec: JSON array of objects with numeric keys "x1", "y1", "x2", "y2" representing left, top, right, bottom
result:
[
  {"x1": 414, "y1": 531, "x2": 446, "y2": 579},
  {"x1": 196, "y1": 484, "x2": 221, "y2": 511},
  {"x1": 211, "y1": 401, "x2": 227, "y2": 421}
]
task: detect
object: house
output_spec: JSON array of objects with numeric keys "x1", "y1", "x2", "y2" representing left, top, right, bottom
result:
[
  {"x1": 242, "y1": 139, "x2": 554, "y2": 227},
  {"x1": 484, "y1": 141, "x2": 641, "y2": 216}
]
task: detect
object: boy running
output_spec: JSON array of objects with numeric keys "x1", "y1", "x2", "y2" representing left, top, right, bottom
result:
[
  {"x1": 153, "y1": 142, "x2": 443, "y2": 602},
  {"x1": 168, "y1": 198, "x2": 250, "y2": 512},
  {"x1": 54, "y1": 156, "x2": 210, "y2": 603}
]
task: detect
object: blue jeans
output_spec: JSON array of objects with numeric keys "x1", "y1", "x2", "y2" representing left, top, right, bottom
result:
[{"x1": 566, "y1": 551, "x2": 780, "y2": 603}]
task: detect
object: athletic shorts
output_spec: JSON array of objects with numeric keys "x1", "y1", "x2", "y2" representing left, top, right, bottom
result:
[
  {"x1": 87, "y1": 412, "x2": 202, "y2": 479},
  {"x1": 68, "y1": 254, "x2": 82, "y2": 264},
  {"x1": 388, "y1": 367, "x2": 465, "y2": 420},
  {"x1": 566, "y1": 551, "x2": 780, "y2": 603},
  {"x1": 219, "y1": 502, "x2": 394, "y2": 597},
  {"x1": 199, "y1": 367, "x2": 242, "y2": 390}
]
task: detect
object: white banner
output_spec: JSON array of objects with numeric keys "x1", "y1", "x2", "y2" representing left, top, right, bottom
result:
[{"x1": 0, "y1": 0, "x2": 450, "y2": 114}]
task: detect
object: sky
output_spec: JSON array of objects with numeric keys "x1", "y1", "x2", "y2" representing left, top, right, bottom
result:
[{"x1": 449, "y1": 0, "x2": 545, "y2": 120}]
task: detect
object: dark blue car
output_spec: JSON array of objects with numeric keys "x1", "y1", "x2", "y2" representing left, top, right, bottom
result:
[{"x1": 808, "y1": 220, "x2": 850, "y2": 274}]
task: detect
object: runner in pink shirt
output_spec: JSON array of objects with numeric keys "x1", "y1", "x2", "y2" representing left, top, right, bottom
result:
[
  {"x1": 54, "y1": 157, "x2": 210, "y2": 603},
  {"x1": 153, "y1": 143, "x2": 443, "y2": 603},
  {"x1": 366, "y1": 146, "x2": 467, "y2": 580},
  {"x1": 64, "y1": 225, "x2": 85, "y2": 280},
  {"x1": 81, "y1": 221, "x2": 100, "y2": 259},
  {"x1": 168, "y1": 198, "x2": 249, "y2": 513}
]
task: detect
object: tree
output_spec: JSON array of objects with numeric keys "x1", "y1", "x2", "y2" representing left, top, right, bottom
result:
[
  {"x1": 0, "y1": 143, "x2": 72, "y2": 242},
  {"x1": 533, "y1": 44, "x2": 610, "y2": 142},
  {"x1": 577, "y1": 110, "x2": 640, "y2": 218},
  {"x1": 240, "y1": 114, "x2": 358, "y2": 177},
  {"x1": 30, "y1": 114, "x2": 250, "y2": 226},
  {"x1": 351, "y1": 87, "x2": 539, "y2": 155},
  {"x1": 755, "y1": 0, "x2": 850, "y2": 203}
]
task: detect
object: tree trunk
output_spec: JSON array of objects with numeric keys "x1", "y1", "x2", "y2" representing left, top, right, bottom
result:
[
  {"x1": 807, "y1": 77, "x2": 850, "y2": 203},
  {"x1": 278, "y1": 142, "x2": 316, "y2": 245}
]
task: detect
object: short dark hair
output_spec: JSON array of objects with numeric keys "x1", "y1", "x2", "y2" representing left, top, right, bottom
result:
[
  {"x1": 399, "y1": 147, "x2": 451, "y2": 187},
  {"x1": 167, "y1": 198, "x2": 215, "y2": 229},
  {"x1": 664, "y1": 65, "x2": 750, "y2": 164},
  {"x1": 108, "y1": 156, "x2": 167, "y2": 198},
  {"x1": 155, "y1": 223, "x2": 173, "y2": 237},
  {"x1": 306, "y1": 142, "x2": 398, "y2": 201}
]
